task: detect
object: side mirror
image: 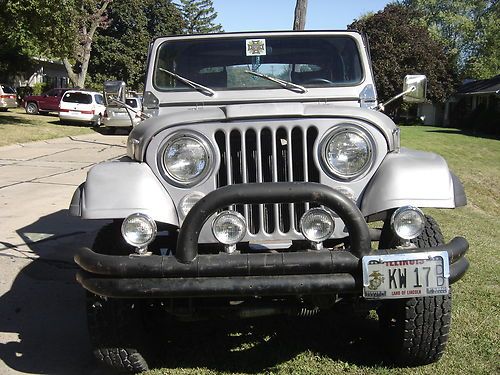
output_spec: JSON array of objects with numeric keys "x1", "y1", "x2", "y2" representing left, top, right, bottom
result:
[{"x1": 403, "y1": 75, "x2": 427, "y2": 103}]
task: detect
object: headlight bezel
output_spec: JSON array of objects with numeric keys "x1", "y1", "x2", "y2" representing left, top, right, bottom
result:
[
  {"x1": 159, "y1": 130, "x2": 214, "y2": 188},
  {"x1": 319, "y1": 124, "x2": 375, "y2": 181}
]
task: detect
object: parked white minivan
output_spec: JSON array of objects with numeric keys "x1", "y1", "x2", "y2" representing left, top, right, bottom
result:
[{"x1": 59, "y1": 90, "x2": 106, "y2": 126}]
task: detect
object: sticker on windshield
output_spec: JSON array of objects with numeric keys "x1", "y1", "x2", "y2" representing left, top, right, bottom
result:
[{"x1": 246, "y1": 39, "x2": 267, "y2": 56}]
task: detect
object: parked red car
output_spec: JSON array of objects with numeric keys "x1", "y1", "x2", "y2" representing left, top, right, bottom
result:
[{"x1": 22, "y1": 88, "x2": 69, "y2": 114}]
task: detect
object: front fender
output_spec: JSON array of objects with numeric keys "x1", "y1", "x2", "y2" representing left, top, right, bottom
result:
[
  {"x1": 361, "y1": 148, "x2": 466, "y2": 216},
  {"x1": 69, "y1": 159, "x2": 179, "y2": 226}
]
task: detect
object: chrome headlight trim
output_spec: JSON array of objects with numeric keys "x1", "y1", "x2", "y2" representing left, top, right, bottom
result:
[
  {"x1": 159, "y1": 130, "x2": 214, "y2": 188},
  {"x1": 319, "y1": 124, "x2": 375, "y2": 181}
]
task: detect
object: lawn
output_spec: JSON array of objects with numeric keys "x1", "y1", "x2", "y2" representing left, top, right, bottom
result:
[
  {"x1": 0, "y1": 107, "x2": 93, "y2": 146},
  {"x1": 144, "y1": 125, "x2": 499, "y2": 375}
]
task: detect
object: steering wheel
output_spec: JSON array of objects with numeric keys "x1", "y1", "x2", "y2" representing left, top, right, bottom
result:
[{"x1": 303, "y1": 78, "x2": 334, "y2": 85}]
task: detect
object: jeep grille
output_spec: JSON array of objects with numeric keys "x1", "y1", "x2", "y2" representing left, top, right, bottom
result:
[{"x1": 215, "y1": 126, "x2": 320, "y2": 235}]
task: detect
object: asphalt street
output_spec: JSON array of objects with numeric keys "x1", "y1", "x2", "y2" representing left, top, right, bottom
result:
[{"x1": 0, "y1": 133, "x2": 127, "y2": 374}]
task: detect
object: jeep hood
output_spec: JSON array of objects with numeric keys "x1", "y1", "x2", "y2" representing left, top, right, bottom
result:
[{"x1": 128, "y1": 103, "x2": 397, "y2": 161}]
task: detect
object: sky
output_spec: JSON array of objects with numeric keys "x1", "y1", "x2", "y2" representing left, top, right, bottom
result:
[{"x1": 211, "y1": 0, "x2": 393, "y2": 32}]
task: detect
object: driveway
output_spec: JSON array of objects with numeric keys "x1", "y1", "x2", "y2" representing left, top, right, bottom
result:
[{"x1": 0, "y1": 134, "x2": 127, "y2": 374}]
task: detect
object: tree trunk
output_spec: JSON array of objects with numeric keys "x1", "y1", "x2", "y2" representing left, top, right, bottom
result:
[
  {"x1": 62, "y1": 0, "x2": 112, "y2": 88},
  {"x1": 293, "y1": 0, "x2": 308, "y2": 30}
]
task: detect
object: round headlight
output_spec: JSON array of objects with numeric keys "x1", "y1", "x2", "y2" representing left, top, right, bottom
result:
[
  {"x1": 300, "y1": 208, "x2": 336, "y2": 243},
  {"x1": 212, "y1": 211, "x2": 247, "y2": 245},
  {"x1": 121, "y1": 213, "x2": 157, "y2": 248},
  {"x1": 391, "y1": 206, "x2": 425, "y2": 240},
  {"x1": 162, "y1": 133, "x2": 211, "y2": 186},
  {"x1": 322, "y1": 127, "x2": 373, "y2": 180}
]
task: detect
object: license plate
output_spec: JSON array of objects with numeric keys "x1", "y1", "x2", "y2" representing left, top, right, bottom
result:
[
  {"x1": 362, "y1": 251, "x2": 450, "y2": 299},
  {"x1": 69, "y1": 110, "x2": 80, "y2": 115},
  {"x1": 115, "y1": 112, "x2": 128, "y2": 116}
]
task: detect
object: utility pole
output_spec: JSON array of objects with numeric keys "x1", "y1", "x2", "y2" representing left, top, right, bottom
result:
[{"x1": 293, "y1": 0, "x2": 308, "y2": 30}]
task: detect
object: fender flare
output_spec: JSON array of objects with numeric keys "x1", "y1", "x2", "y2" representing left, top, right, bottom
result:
[
  {"x1": 69, "y1": 159, "x2": 179, "y2": 226},
  {"x1": 360, "y1": 148, "x2": 466, "y2": 216}
]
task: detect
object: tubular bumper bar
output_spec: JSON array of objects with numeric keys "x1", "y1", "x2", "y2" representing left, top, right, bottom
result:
[
  {"x1": 75, "y1": 237, "x2": 469, "y2": 298},
  {"x1": 75, "y1": 182, "x2": 469, "y2": 298}
]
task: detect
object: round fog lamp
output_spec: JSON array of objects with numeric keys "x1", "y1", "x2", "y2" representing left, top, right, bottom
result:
[
  {"x1": 212, "y1": 211, "x2": 247, "y2": 245},
  {"x1": 391, "y1": 206, "x2": 425, "y2": 240},
  {"x1": 300, "y1": 208, "x2": 336, "y2": 243},
  {"x1": 121, "y1": 213, "x2": 157, "y2": 248},
  {"x1": 179, "y1": 191, "x2": 205, "y2": 219}
]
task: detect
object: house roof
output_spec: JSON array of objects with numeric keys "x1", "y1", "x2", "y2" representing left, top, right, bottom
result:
[{"x1": 456, "y1": 74, "x2": 500, "y2": 95}]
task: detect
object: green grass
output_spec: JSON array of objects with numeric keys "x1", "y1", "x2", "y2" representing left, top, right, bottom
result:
[
  {"x1": 0, "y1": 107, "x2": 93, "y2": 146},
  {"x1": 143, "y1": 125, "x2": 499, "y2": 375}
]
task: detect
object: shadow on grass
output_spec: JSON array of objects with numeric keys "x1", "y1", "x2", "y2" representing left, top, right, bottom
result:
[
  {"x1": 148, "y1": 311, "x2": 389, "y2": 373},
  {"x1": 424, "y1": 128, "x2": 500, "y2": 141}
]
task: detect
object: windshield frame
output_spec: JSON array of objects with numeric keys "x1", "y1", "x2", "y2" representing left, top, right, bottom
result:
[{"x1": 152, "y1": 33, "x2": 365, "y2": 94}]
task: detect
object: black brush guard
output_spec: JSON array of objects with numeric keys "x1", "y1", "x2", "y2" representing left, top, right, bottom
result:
[{"x1": 75, "y1": 182, "x2": 469, "y2": 298}]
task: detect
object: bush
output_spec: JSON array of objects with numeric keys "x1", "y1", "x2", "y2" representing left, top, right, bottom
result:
[{"x1": 32, "y1": 82, "x2": 49, "y2": 95}]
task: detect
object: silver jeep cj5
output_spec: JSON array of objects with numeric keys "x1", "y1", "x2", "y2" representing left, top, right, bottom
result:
[{"x1": 70, "y1": 31, "x2": 469, "y2": 373}]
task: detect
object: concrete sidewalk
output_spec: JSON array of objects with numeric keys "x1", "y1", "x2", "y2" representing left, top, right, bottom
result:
[{"x1": 0, "y1": 134, "x2": 127, "y2": 374}]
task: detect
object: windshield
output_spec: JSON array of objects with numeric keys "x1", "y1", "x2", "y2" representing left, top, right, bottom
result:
[
  {"x1": 62, "y1": 92, "x2": 92, "y2": 104},
  {"x1": 1, "y1": 85, "x2": 16, "y2": 94},
  {"x1": 154, "y1": 35, "x2": 363, "y2": 92},
  {"x1": 125, "y1": 98, "x2": 138, "y2": 108}
]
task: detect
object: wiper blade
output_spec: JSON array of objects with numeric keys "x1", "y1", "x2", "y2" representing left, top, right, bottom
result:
[
  {"x1": 158, "y1": 68, "x2": 216, "y2": 97},
  {"x1": 245, "y1": 70, "x2": 307, "y2": 94}
]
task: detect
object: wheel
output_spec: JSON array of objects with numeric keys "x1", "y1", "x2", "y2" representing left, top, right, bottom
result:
[
  {"x1": 86, "y1": 293, "x2": 149, "y2": 373},
  {"x1": 25, "y1": 102, "x2": 39, "y2": 115},
  {"x1": 92, "y1": 114, "x2": 102, "y2": 127},
  {"x1": 85, "y1": 223, "x2": 150, "y2": 373},
  {"x1": 377, "y1": 215, "x2": 452, "y2": 365}
]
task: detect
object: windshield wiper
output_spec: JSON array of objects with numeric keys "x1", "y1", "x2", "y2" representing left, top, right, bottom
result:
[
  {"x1": 158, "y1": 68, "x2": 216, "y2": 97},
  {"x1": 244, "y1": 70, "x2": 307, "y2": 94}
]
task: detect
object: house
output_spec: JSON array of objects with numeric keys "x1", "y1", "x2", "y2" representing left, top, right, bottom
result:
[
  {"x1": 446, "y1": 75, "x2": 500, "y2": 134},
  {"x1": 11, "y1": 57, "x2": 70, "y2": 89}
]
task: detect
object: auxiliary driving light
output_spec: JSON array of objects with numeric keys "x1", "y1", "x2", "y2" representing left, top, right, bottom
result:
[
  {"x1": 300, "y1": 208, "x2": 336, "y2": 243},
  {"x1": 212, "y1": 211, "x2": 247, "y2": 245},
  {"x1": 121, "y1": 213, "x2": 157, "y2": 251},
  {"x1": 391, "y1": 206, "x2": 425, "y2": 241}
]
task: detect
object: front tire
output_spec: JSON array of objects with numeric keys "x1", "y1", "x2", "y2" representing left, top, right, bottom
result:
[
  {"x1": 377, "y1": 215, "x2": 452, "y2": 365},
  {"x1": 26, "y1": 102, "x2": 39, "y2": 115},
  {"x1": 86, "y1": 223, "x2": 150, "y2": 373}
]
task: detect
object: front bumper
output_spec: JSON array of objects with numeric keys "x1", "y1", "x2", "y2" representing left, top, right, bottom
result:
[{"x1": 75, "y1": 182, "x2": 469, "y2": 298}]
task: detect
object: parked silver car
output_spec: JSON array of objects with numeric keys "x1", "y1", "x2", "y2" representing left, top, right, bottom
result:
[
  {"x1": 103, "y1": 97, "x2": 142, "y2": 130},
  {"x1": 0, "y1": 84, "x2": 17, "y2": 111},
  {"x1": 71, "y1": 31, "x2": 469, "y2": 373}
]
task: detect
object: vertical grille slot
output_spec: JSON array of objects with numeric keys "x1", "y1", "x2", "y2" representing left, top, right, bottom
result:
[
  {"x1": 215, "y1": 125, "x2": 319, "y2": 237},
  {"x1": 261, "y1": 128, "x2": 275, "y2": 233},
  {"x1": 245, "y1": 129, "x2": 259, "y2": 234}
]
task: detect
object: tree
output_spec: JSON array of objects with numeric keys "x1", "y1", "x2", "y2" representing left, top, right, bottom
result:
[
  {"x1": 293, "y1": 0, "x2": 308, "y2": 30},
  {"x1": 402, "y1": 0, "x2": 500, "y2": 79},
  {"x1": 87, "y1": 0, "x2": 184, "y2": 90},
  {"x1": 179, "y1": 0, "x2": 223, "y2": 34},
  {"x1": 2, "y1": 0, "x2": 112, "y2": 88},
  {"x1": 349, "y1": 4, "x2": 458, "y2": 106}
]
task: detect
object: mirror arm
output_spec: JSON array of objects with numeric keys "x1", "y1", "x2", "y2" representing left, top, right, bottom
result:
[
  {"x1": 109, "y1": 98, "x2": 151, "y2": 120},
  {"x1": 376, "y1": 86, "x2": 415, "y2": 112}
]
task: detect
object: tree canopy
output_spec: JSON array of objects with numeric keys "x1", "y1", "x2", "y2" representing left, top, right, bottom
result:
[
  {"x1": 1, "y1": 0, "x2": 112, "y2": 87},
  {"x1": 402, "y1": 0, "x2": 499, "y2": 79},
  {"x1": 179, "y1": 0, "x2": 223, "y2": 34},
  {"x1": 87, "y1": 0, "x2": 184, "y2": 90},
  {"x1": 349, "y1": 4, "x2": 457, "y2": 105}
]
